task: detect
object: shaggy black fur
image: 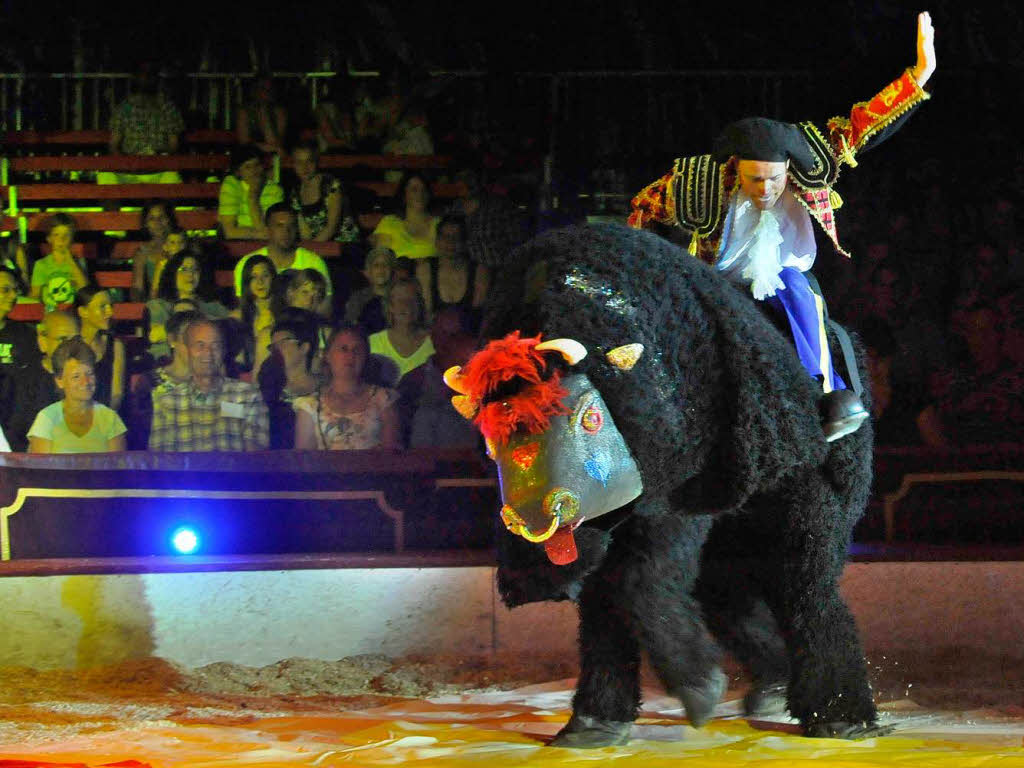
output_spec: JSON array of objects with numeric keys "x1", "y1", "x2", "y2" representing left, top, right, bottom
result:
[{"x1": 482, "y1": 223, "x2": 878, "y2": 736}]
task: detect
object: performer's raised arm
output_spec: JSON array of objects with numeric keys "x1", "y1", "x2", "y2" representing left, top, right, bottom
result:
[{"x1": 912, "y1": 11, "x2": 937, "y2": 87}]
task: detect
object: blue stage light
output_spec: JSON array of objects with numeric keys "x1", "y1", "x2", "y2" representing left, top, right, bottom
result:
[{"x1": 171, "y1": 527, "x2": 200, "y2": 554}]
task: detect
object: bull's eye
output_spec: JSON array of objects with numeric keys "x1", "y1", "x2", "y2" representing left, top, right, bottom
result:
[{"x1": 580, "y1": 404, "x2": 604, "y2": 434}]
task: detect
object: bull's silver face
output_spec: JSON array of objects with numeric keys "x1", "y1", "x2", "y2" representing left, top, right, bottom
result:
[{"x1": 491, "y1": 374, "x2": 643, "y2": 561}]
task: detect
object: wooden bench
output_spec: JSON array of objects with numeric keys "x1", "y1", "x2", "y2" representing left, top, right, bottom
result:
[{"x1": 1, "y1": 209, "x2": 220, "y2": 233}]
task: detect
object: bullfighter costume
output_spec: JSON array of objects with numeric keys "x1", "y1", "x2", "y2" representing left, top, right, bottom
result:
[{"x1": 629, "y1": 68, "x2": 930, "y2": 441}]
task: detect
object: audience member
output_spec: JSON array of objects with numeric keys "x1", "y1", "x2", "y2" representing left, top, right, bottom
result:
[
  {"x1": 418, "y1": 213, "x2": 488, "y2": 327},
  {"x1": 368, "y1": 278, "x2": 434, "y2": 381},
  {"x1": 273, "y1": 268, "x2": 328, "y2": 316},
  {"x1": 369, "y1": 172, "x2": 438, "y2": 260},
  {"x1": 293, "y1": 325, "x2": 400, "y2": 450},
  {"x1": 2, "y1": 239, "x2": 30, "y2": 288},
  {"x1": 258, "y1": 308, "x2": 321, "y2": 448},
  {"x1": 402, "y1": 308, "x2": 480, "y2": 449},
  {"x1": 344, "y1": 246, "x2": 394, "y2": 333},
  {"x1": 74, "y1": 287, "x2": 126, "y2": 411},
  {"x1": 149, "y1": 228, "x2": 189, "y2": 294},
  {"x1": 130, "y1": 201, "x2": 179, "y2": 301},
  {"x1": 147, "y1": 251, "x2": 228, "y2": 360},
  {"x1": 30, "y1": 214, "x2": 89, "y2": 311},
  {"x1": 218, "y1": 145, "x2": 284, "y2": 240},
  {"x1": 149, "y1": 318, "x2": 269, "y2": 451},
  {"x1": 0, "y1": 266, "x2": 39, "y2": 446},
  {"x1": 313, "y1": 72, "x2": 358, "y2": 153},
  {"x1": 236, "y1": 73, "x2": 288, "y2": 155},
  {"x1": 288, "y1": 140, "x2": 356, "y2": 242},
  {"x1": 233, "y1": 204, "x2": 332, "y2": 315},
  {"x1": 4, "y1": 309, "x2": 78, "y2": 451},
  {"x1": 449, "y1": 167, "x2": 527, "y2": 268},
  {"x1": 102, "y1": 62, "x2": 184, "y2": 184},
  {"x1": 28, "y1": 338, "x2": 127, "y2": 453},
  {"x1": 230, "y1": 255, "x2": 277, "y2": 373}
]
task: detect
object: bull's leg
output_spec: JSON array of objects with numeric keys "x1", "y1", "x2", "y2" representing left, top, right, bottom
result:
[
  {"x1": 696, "y1": 567, "x2": 790, "y2": 716},
  {"x1": 620, "y1": 508, "x2": 726, "y2": 727},
  {"x1": 550, "y1": 575, "x2": 640, "y2": 748},
  {"x1": 698, "y1": 517, "x2": 790, "y2": 716},
  {"x1": 763, "y1": 470, "x2": 884, "y2": 738}
]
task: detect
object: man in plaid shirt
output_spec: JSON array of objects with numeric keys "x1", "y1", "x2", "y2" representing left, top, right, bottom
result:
[{"x1": 149, "y1": 318, "x2": 269, "y2": 451}]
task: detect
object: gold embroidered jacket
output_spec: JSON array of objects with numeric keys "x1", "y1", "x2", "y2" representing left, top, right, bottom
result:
[{"x1": 627, "y1": 69, "x2": 930, "y2": 263}]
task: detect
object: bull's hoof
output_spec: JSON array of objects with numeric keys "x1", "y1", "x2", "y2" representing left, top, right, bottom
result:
[
  {"x1": 549, "y1": 713, "x2": 632, "y2": 748},
  {"x1": 803, "y1": 720, "x2": 894, "y2": 739},
  {"x1": 743, "y1": 682, "x2": 788, "y2": 717},
  {"x1": 678, "y1": 666, "x2": 728, "y2": 728}
]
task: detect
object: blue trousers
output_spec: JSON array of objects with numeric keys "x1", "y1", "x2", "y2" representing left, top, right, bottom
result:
[{"x1": 764, "y1": 267, "x2": 846, "y2": 393}]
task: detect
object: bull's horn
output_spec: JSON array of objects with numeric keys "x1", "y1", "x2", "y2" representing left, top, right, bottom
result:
[
  {"x1": 536, "y1": 338, "x2": 587, "y2": 365},
  {"x1": 605, "y1": 343, "x2": 644, "y2": 370},
  {"x1": 443, "y1": 365, "x2": 471, "y2": 395},
  {"x1": 451, "y1": 395, "x2": 478, "y2": 420}
]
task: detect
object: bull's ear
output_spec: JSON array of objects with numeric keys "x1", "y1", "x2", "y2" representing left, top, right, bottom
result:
[
  {"x1": 605, "y1": 343, "x2": 644, "y2": 370},
  {"x1": 451, "y1": 395, "x2": 478, "y2": 420},
  {"x1": 536, "y1": 338, "x2": 588, "y2": 365}
]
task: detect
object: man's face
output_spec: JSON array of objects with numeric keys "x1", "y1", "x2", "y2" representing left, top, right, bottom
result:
[
  {"x1": 267, "y1": 211, "x2": 298, "y2": 250},
  {"x1": 186, "y1": 322, "x2": 225, "y2": 379},
  {"x1": 737, "y1": 159, "x2": 789, "y2": 211},
  {"x1": 38, "y1": 315, "x2": 79, "y2": 360}
]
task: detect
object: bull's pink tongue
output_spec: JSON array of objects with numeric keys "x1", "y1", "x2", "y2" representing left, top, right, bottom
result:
[{"x1": 544, "y1": 526, "x2": 578, "y2": 565}]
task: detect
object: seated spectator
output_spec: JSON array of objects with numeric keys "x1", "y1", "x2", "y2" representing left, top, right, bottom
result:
[
  {"x1": 0, "y1": 266, "x2": 40, "y2": 446},
  {"x1": 130, "y1": 201, "x2": 179, "y2": 301},
  {"x1": 273, "y1": 268, "x2": 328, "y2": 317},
  {"x1": 230, "y1": 255, "x2": 277, "y2": 373},
  {"x1": 30, "y1": 214, "x2": 89, "y2": 311},
  {"x1": 418, "y1": 213, "x2": 488, "y2": 328},
  {"x1": 236, "y1": 73, "x2": 288, "y2": 155},
  {"x1": 147, "y1": 251, "x2": 228, "y2": 361},
  {"x1": 4, "y1": 309, "x2": 78, "y2": 451},
  {"x1": 218, "y1": 145, "x2": 285, "y2": 240},
  {"x1": 361, "y1": 67, "x2": 434, "y2": 182},
  {"x1": 920, "y1": 304, "x2": 1023, "y2": 448},
  {"x1": 74, "y1": 287, "x2": 126, "y2": 411},
  {"x1": 233, "y1": 204, "x2": 332, "y2": 316},
  {"x1": 149, "y1": 317, "x2": 269, "y2": 451},
  {"x1": 258, "y1": 308, "x2": 321, "y2": 448},
  {"x1": 28, "y1": 337, "x2": 127, "y2": 453},
  {"x1": 126, "y1": 308, "x2": 202, "y2": 449},
  {"x1": 149, "y1": 228, "x2": 189, "y2": 295},
  {"x1": 344, "y1": 246, "x2": 394, "y2": 333},
  {"x1": 449, "y1": 167, "x2": 527, "y2": 269},
  {"x1": 293, "y1": 325, "x2": 400, "y2": 450},
  {"x1": 369, "y1": 172, "x2": 438, "y2": 260},
  {"x1": 314, "y1": 72, "x2": 357, "y2": 153},
  {"x1": 368, "y1": 278, "x2": 434, "y2": 381},
  {"x1": 288, "y1": 140, "x2": 357, "y2": 242},
  {"x1": 2, "y1": 239, "x2": 30, "y2": 288},
  {"x1": 402, "y1": 307, "x2": 480, "y2": 449},
  {"x1": 101, "y1": 62, "x2": 184, "y2": 185}
]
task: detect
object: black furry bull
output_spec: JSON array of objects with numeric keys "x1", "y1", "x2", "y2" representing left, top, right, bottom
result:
[{"x1": 451, "y1": 224, "x2": 882, "y2": 745}]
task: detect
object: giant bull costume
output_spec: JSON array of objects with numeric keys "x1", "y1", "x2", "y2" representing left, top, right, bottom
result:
[{"x1": 446, "y1": 224, "x2": 880, "y2": 745}]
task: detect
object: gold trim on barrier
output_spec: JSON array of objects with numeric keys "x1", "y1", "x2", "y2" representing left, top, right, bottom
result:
[{"x1": 0, "y1": 488, "x2": 407, "y2": 560}]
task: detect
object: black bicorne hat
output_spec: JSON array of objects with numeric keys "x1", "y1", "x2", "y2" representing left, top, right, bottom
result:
[{"x1": 713, "y1": 118, "x2": 817, "y2": 173}]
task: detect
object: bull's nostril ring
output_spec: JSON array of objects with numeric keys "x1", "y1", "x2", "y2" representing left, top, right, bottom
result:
[{"x1": 520, "y1": 515, "x2": 560, "y2": 543}]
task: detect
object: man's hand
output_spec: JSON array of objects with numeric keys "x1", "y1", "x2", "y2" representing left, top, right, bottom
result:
[{"x1": 912, "y1": 11, "x2": 936, "y2": 87}]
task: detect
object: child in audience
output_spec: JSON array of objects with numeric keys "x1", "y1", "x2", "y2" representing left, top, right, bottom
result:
[
  {"x1": 147, "y1": 226, "x2": 189, "y2": 301},
  {"x1": 30, "y1": 214, "x2": 89, "y2": 311},
  {"x1": 28, "y1": 337, "x2": 126, "y2": 453}
]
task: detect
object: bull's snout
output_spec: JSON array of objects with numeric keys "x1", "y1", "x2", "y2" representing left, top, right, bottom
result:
[{"x1": 500, "y1": 487, "x2": 581, "y2": 542}]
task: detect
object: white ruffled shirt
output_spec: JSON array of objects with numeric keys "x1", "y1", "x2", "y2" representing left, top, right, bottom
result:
[{"x1": 716, "y1": 189, "x2": 816, "y2": 299}]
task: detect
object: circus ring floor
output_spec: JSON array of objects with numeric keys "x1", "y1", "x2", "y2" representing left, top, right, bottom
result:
[{"x1": 1, "y1": 559, "x2": 1023, "y2": 767}]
